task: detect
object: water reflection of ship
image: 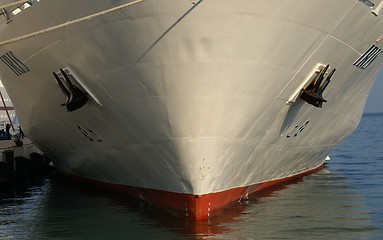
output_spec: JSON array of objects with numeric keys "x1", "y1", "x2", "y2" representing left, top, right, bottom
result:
[
  {"x1": 149, "y1": 177, "x2": 306, "y2": 239},
  {"x1": 35, "y1": 167, "x2": 373, "y2": 240}
]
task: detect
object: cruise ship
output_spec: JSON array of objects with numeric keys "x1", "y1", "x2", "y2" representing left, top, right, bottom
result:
[{"x1": 0, "y1": 0, "x2": 383, "y2": 219}]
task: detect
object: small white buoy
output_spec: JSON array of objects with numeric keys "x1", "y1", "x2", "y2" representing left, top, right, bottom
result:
[{"x1": 325, "y1": 156, "x2": 331, "y2": 161}]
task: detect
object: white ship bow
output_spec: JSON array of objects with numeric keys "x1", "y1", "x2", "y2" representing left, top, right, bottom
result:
[{"x1": 0, "y1": 0, "x2": 382, "y2": 219}]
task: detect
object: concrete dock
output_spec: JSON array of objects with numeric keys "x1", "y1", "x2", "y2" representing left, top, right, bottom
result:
[{"x1": 0, "y1": 138, "x2": 50, "y2": 182}]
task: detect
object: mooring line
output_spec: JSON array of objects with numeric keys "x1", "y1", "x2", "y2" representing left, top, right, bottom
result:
[
  {"x1": 0, "y1": 0, "x2": 146, "y2": 46},
  {"x1": 0, "y1": 0, "x2": 29, "y2": 10}
]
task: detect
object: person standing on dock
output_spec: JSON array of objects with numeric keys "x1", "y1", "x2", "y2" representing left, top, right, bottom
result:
[
  {"x1": 19, "y1": 126, "x2": 24, "y2": 139},
  {"x1": 0, "y1": 129, "x2": 6, "y2": 140},
  {"x1": 5, "y1": 123, "x2": 11, "y2": 140}
]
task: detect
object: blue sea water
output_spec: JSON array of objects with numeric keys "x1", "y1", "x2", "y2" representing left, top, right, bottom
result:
[{"x1": 0, "y1": 113, "x2": 382, "y2": 240}]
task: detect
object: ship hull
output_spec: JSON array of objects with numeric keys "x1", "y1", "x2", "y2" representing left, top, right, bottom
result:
[
  {"x1": 0, "y1": 0, "x2": 383, "y2": 219},
  {"x1": 67, "y1": 163, "x2": 324, "y2": 219}
]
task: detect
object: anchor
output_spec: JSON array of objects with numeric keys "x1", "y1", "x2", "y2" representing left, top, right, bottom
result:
[
  {"x1": 53, "y1": 69, "x2": 88, "y2": 112},
  {"x1": 300, "y1": 64, "x2": 336, "y2": 108}
]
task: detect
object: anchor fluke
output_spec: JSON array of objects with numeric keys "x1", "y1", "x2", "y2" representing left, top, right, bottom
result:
[
  {"x1": 53, "y1": 69, "x2": 88, "y2": 112},
  {"x1": 300, "y1": 64, "x2": 336, "y2": 108}
]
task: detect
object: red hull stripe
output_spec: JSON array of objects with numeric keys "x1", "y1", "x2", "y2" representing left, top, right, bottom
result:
[
  {"x1": 65, "y1": 164, "x2": 324, "y2": 220},
  {"x1": 0, "y1": 106, "x2": 14, "y2": 111}
]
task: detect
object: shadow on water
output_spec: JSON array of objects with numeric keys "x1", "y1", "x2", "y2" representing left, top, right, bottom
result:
[
  {"x1": 1, "y1": 166, "x2": 380, "y2": 240},
  {"x1": 1, "y1": 114, "x2": 383, "y2": 239},
  {"x1": 2, "y1": 174, "x2": 299, "y2": 240}
]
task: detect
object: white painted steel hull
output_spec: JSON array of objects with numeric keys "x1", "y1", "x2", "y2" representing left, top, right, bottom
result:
[{"x1": 0, "y1": 0, "x2": 383, "y2": 218}]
